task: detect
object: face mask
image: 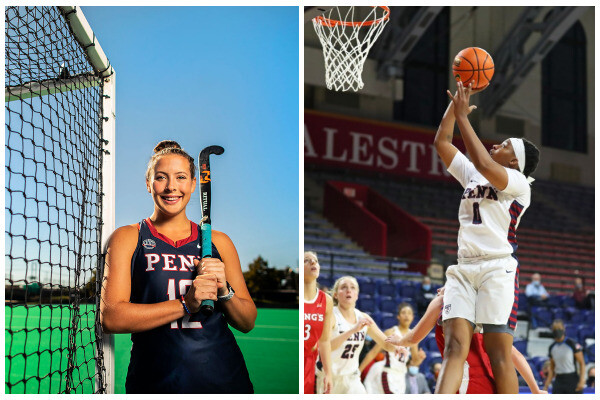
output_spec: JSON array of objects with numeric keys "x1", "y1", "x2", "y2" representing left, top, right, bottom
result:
[
  {"x1": 408, "y1": 366, "x2": 419, "y2": 376},
  {"x1": 587, "y1": 376, "x2": 594, "y2": 387},
  {"x1": 552, "y1": 329, "x2": 565, "y2": 339},
  {"x1": 422, "y1": 284, "x2": 431, "y2": 291},
  {"x1": 576, "y1": 283, "x2": 582, "y2": 289},
  {"x1": 533, "y1": 281, "x2": 540, "y2": 286}
]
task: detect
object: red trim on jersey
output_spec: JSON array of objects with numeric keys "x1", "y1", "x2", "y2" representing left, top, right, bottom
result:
[
  {"x1": 145, "y1": 218, "x2": 198, "y2": 248},
  {"x1": 381, "y1": 371, "x2": 393, "y2": 394}
]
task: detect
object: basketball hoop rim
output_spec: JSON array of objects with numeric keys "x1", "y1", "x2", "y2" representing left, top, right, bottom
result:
[{"x1": 313, "y1": 6, "x2": 390, "y2": 27}]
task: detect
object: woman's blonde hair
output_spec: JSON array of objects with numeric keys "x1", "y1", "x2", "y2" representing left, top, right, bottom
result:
[
  {"x1": 146, "y1": 140, "x2": 195, "y2": 180},
  {"x1": 331, "y1": 275, "x2": 359, "y2": 306},
  {"x1": 304, "y1": 251, "x2": 318, "y2": 262}
]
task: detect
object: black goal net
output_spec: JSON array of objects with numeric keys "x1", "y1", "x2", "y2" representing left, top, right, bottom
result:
[{"x1": 5, "y1": 6, "x2": 109, "y2": 393}]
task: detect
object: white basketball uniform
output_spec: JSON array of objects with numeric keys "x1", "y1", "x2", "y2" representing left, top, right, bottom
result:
[
  {"x1": 363, "y1": 326, "x2": 409, "y2": 394},
  {"x1": 443, "y1": 151, "x2": 530, "y2": 328},
  {"x1": 318, "y1": 306, "x2": 368, "y2": 394}
]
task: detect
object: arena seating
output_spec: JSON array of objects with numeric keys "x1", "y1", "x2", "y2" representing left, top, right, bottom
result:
[{"x1": 305, "y1": 210, "x2": 420, "y2": 281}]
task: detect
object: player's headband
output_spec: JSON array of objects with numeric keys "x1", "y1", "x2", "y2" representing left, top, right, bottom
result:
[
  {"x1": 508, "y1": 138, "x2": 526, "y2": 173},
  {"x1": 509, "y1": 138, "x2": 535, "y2": 183}
]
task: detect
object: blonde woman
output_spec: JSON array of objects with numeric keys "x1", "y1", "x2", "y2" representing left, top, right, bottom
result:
[{"x1": 318, "y1": 276, "x2": 403, "y2": 394}]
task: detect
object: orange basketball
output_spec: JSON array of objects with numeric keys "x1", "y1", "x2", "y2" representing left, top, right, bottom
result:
[{"x1": 452, "y1": 47, "x2": 494, "y2": 90}]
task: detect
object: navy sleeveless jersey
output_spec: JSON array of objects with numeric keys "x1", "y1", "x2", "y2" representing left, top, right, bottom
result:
[{"x1": 125, "y1": 218, "x2": 253, "y2": 394}]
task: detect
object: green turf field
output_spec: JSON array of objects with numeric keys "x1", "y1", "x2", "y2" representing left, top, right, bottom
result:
[
  {"x1": 6, "y1": 306, "x2": 298, "y2": 394},
  {"x1": 5, "y1": 305, "x2": 99, "y2": 393}
]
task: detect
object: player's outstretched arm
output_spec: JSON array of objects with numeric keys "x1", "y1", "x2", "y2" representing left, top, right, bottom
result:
[
  {"x1": 434, "y1": 99, "x2": 460, "y2": 168},
  {"x1": 448, "y1": 81, "x2": 509, "y2": 190},
  {"x1": 101, "y1": 225, "x2": 193, "y2": 333},
  {"x1": 365, "y1": 315, "x2": 398, "y2": 354},
  {"x1": 318, "y1": 294, "x2": 334, "y2": 394},
  {"x1": 209, "y1": 230, "x2": 257, "y2": 333},
  {"x1": 387, "y1": 294, "x2": 442, "y2": 347},
  {"x1": 511, "y1": 346, "x2": 547, "y2": 394}
]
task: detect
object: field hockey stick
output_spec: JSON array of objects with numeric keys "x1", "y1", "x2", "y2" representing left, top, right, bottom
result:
[{"x1": 198, "y1": 145, "x2": 224, "y2": 316}]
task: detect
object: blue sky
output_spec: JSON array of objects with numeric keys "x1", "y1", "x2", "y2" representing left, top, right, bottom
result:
[{"x1": 82, "y1": 6, "x2": 299, "y2": 270}]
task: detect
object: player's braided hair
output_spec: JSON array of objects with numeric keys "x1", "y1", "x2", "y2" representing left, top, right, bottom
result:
[
  {"x1": 146, "y1": 140, "x2": 196, "y2": 180},
  {"x1": 522, "y1": 138, "x2": 540, "y2": 178}
]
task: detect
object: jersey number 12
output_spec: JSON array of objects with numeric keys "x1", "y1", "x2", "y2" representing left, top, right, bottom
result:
[{"x1": 167, "y1": 279, "x2": 203, "y2": 329}]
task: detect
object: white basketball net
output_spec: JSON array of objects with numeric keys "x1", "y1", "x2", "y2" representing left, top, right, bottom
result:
[{"x1": 313, "y1": 6, "x2": 390, "y2": 92}]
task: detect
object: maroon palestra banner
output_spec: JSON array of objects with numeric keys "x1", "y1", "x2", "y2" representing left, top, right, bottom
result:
[{"x1": 305, "y1": 110, "x2": 492, "y2": 182}]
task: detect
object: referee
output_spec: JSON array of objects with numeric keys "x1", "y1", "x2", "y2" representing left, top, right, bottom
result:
[{"x1": 543, "y1": 319, "x2": 586, "y2": 394}]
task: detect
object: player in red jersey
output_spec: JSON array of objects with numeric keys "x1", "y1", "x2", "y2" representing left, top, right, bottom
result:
[
  {"x1": 386, "y1": 288, "x2": 546, "y2": 394},
  {"x1": 304, "y1": 251, "x2": 333, "y2": 394}
]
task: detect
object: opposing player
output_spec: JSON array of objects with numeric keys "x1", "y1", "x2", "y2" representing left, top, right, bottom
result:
[
  {"x1": 386, "y1": 288, "x2": 547, "y2": 394},
  {"x1": 360, "y1": 302, "x2": 418, "y2": 393},
  {"x1": 318, "y1": 276, "x2": 402, "y2": 394},
  {"x1": 304, "y1": 251, "x2": 333, "y2": 394},
  {"x1": 434, "y1": 81, "x2": 540, "y2": 393},
  {"x1": 100, "y1": 140, "x2": 255, "y2": 393}
]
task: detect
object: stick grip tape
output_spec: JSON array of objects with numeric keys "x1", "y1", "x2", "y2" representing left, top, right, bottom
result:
[{"x1": 200, "y1": 223, "x2": 214, "y2": 315}]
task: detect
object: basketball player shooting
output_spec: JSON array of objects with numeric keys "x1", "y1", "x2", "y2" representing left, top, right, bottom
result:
[{"x1": 433, "y1": 80, "x2": 540, "y2": 393}]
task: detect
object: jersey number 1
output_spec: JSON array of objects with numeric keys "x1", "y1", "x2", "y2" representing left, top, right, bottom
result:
[
  {"x1": 472, "y1": 202, "x2": 482, "y2": 224},
  {"x1": 167, "y1": 279, "x2": 203, "y2": 329}
]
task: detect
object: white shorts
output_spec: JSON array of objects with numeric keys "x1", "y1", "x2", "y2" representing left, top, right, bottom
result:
[
  {"x1": 318, "y1": 371, "x2": 366, "y2": 394},
  {"x1": 442, "y1": 255, "x2": 518, "y2": 329},
  {"x1": 363, "y1": 360, "x2": 406, "y2": 394}
]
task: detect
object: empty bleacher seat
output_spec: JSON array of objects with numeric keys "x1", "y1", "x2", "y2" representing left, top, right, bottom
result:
[
  {"x1": 357, "y1": 295, "x2": 377, "y2": 313},
  {"x1": 513, "y1": 339, "x2": 528, "y2": 357},
  {"x1": 578, "y1": 325, "x2": 594, "y2": 344},
  {"x1": 529, "y1": 356, "x2": 548, "y2": 378},
  {"x1": 565, "y1": 307, "x2": 583, "y2": 324},
  {"x1": 586, "y1": 343, "x2": 595, "y2": 363},
  {"x1": 422, "y1": 333, "x2": 439, "y2": 352},
  {"x1": 530, "y1": 306, "x2": 553, "y2": 329},
  {"x1": 369, "y1": 311, "x2": 383, "y2": 328},
  {"x1": 546, "y1": 296, "x2": 562, "y2": 308},
  {"x1": 379, "y1": 296, "x2": 398, "y2": 314},
  {"x1": 526, "y1": 358, "x2": 542, "y2": 383},
  {"x1": 318, "y1": 276, "x2": 333, "y2": 289},
  {"x1": 399, "y1": 284, "x2": 417, "y2": 299},
  {"x1": 564, "y1": 324, "x2": 579, "y2": 341},
  {"x1": 552, "y1": 309, "x2": 566, "y2": 323},
  {"x1": 397, "y1": 297, "x2": 417, "y2": 311},
  {"x1": 378, "y1": 280, "x2": 397, "y2": 297},
  {"x1": 420, "y1": 352, "x2": 442, "y2": 375},
  {"x1": 357, "y1": 277, "x2": 376, "y2": 296},
  {"x1": 518, "y1": 292, "x2": 529, "y2": 312},
  {"x1": 381, "y1": 314, "x2": 398, "y2": 330}
]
